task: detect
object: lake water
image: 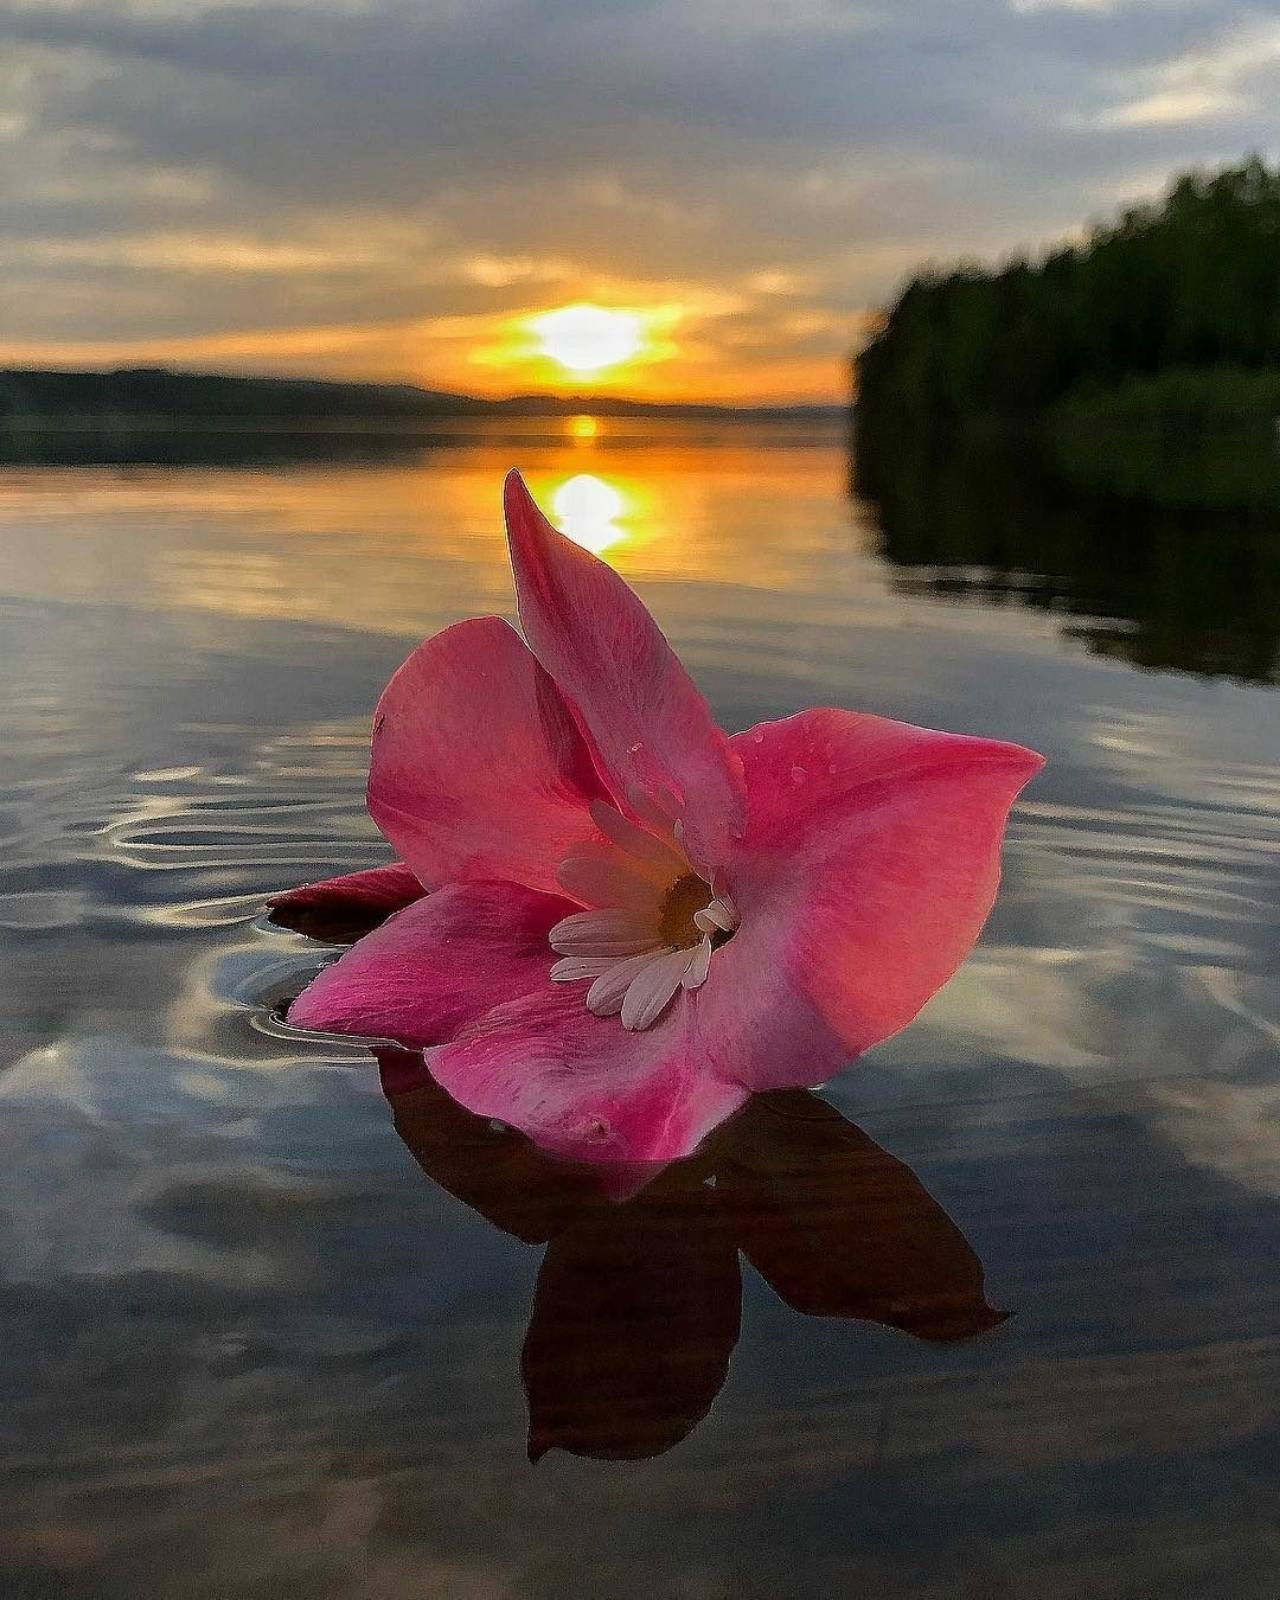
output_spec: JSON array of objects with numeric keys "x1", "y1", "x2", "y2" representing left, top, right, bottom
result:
[{"x1": 2, "y1": 417, "x2": 1279, "y2": 1598}]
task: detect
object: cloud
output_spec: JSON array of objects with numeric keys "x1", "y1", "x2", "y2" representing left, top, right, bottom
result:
[
  {"x1": 5, "y1": 229, "x2": 405, "y2": 275},
  {"x1": 2, "y1": 0, "x2": 1278, "y2": 397},
  {"x1": 1090, "y1": 14, "x2": 1280, "y2": 127},
  {"x1": 1009, "y1": 0, "x2": 1184, "y2": 13}
]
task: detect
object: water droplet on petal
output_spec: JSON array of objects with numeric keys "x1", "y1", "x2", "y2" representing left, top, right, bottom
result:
[
  {"x1": 752, "y1": 730, "x2": 764, "y2": 744},
  {"x1": 790, "y1": 766, "x2": 806, "y2": 785}
]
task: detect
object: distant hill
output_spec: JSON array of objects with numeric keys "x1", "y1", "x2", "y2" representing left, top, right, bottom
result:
[{"x1": 0, "y1": 366, "x2": 842, "y2": 428}]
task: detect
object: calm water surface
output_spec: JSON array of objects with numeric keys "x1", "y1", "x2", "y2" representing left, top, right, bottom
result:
[{"x1": 2, "y1": 419, "x2": 1279, "y2": 1598}]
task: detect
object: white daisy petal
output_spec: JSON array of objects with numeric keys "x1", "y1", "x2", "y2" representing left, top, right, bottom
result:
[
  {"x1": 681, "y1": 937, "x2": 713, "y2": 991},
  {"x1": 625, "y1": 781, "x2": 683, "y2": 836},
  {"x1": 556, "y1": 853, "x2": 661, "y2": 913},
  {"x1": 550, "y1": 955, "x2": 616, "y2": 982},
  {"x1": 620, "y1": 948, "x2": 692, "y2": 1031},
  {"x1": 549, "y1": 909, "x2": 659, "y2": 957},
  {"x1": 588, "y1": 799, "x2": 686, "y2": 880},
  {"x1": 587, "y1": 949, "x2": 674, "y2": 1016}
]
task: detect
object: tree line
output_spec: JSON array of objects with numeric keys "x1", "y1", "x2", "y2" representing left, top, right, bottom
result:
[{"x1": 856, "y1": 157, "x2": 1280, "y2": 438}]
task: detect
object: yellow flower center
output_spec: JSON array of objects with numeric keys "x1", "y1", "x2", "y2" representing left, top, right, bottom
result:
[{"x1": 658, "y1": 873, "x2": 714, "y2": 949}]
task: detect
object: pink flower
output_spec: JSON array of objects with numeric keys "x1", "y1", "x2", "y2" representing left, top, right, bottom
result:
[{"x1": 279, "y1": 471, "x2": 1043, "y2": 1173}]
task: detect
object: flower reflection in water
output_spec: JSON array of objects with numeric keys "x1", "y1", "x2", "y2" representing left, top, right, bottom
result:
[{"x1": 375, "y1": 1048, "x2": 1007, "y2": 1462}]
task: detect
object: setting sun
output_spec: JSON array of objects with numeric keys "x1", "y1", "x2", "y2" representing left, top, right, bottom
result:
[{"x1": 531, "y1": 304, "x2": 644, "y2": 374}]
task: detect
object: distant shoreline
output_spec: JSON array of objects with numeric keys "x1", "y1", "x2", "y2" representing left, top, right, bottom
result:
[
  {"x1": 0, "y1": 412, "x2": 849, "y2": 434},
  {"x1": 0, "y1": 366, "x2": 846, "y2": 430}
]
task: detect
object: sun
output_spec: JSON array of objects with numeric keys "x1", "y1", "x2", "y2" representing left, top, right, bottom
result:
[{"x1": 530, "y1": 304, "x2": 645, "y2": 375}]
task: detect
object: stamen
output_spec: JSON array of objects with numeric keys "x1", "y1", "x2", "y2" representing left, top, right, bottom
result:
[
  {"x1": 658, "y1": 873, "x2": 714, "y2": 949},
  {"x1": 549, "y1": 826, "x2": 740, "y2": 1030}
]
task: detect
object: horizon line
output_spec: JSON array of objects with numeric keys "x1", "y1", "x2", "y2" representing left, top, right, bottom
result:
[{"x1": 0, "y1": 361, "x2": 852, "y2": 414}]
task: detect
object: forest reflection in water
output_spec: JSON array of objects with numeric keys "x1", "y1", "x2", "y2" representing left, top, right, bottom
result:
[
  {"x1": 854, "y1": 424, "x2": 1280, "y2": 685},
  {"x1": 376, "y1": 1051, "x2": 1003, "y2": 1463}
]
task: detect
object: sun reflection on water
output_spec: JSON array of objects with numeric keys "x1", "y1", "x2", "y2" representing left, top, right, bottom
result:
[
  {"x1": 0, "y1": 432, "x2": 855, "y2": 640},
  {"x1": 551, "y1": 473, "x2": 629, "y2": 554},
  {"x1": 568, "y1": 414, "x2": 600, "y2": 443}
]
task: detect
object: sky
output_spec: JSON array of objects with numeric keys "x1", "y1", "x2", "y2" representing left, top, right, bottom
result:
[{"x1": 1, "y1": 0, "x2": 1279, "y2": 402}]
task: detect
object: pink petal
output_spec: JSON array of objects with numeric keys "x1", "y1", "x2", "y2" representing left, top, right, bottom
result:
[
  {"x1": 367, "y1": 615, "x2": 607, "y2": 898},
  {"x1": 377, "y1": 1050, "x2": 604, "y2": 1245},
  {"x1": 697, "y1": 710, "x2": 1044, "y2": 1092},
  {"x1": 503, "y1": 470, "x2": 745, "y2": 868},
  {"x1": 286, "y1": 880, "x2": 575, "y2": 1048},
  {"x1": 427, "y1": 986, "x2": 750, "y2": 1167},
  {"x1": 267, "y1": 861, "x2": 425, "y2": 943},
  {"x1": 377, "y1": 1047, "x2": 672, "y2": 1207}
]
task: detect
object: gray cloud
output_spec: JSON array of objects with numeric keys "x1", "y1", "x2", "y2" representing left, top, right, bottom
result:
[{"x1": 1, "y1": 0, "x2": 1277, "y2": 394}]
